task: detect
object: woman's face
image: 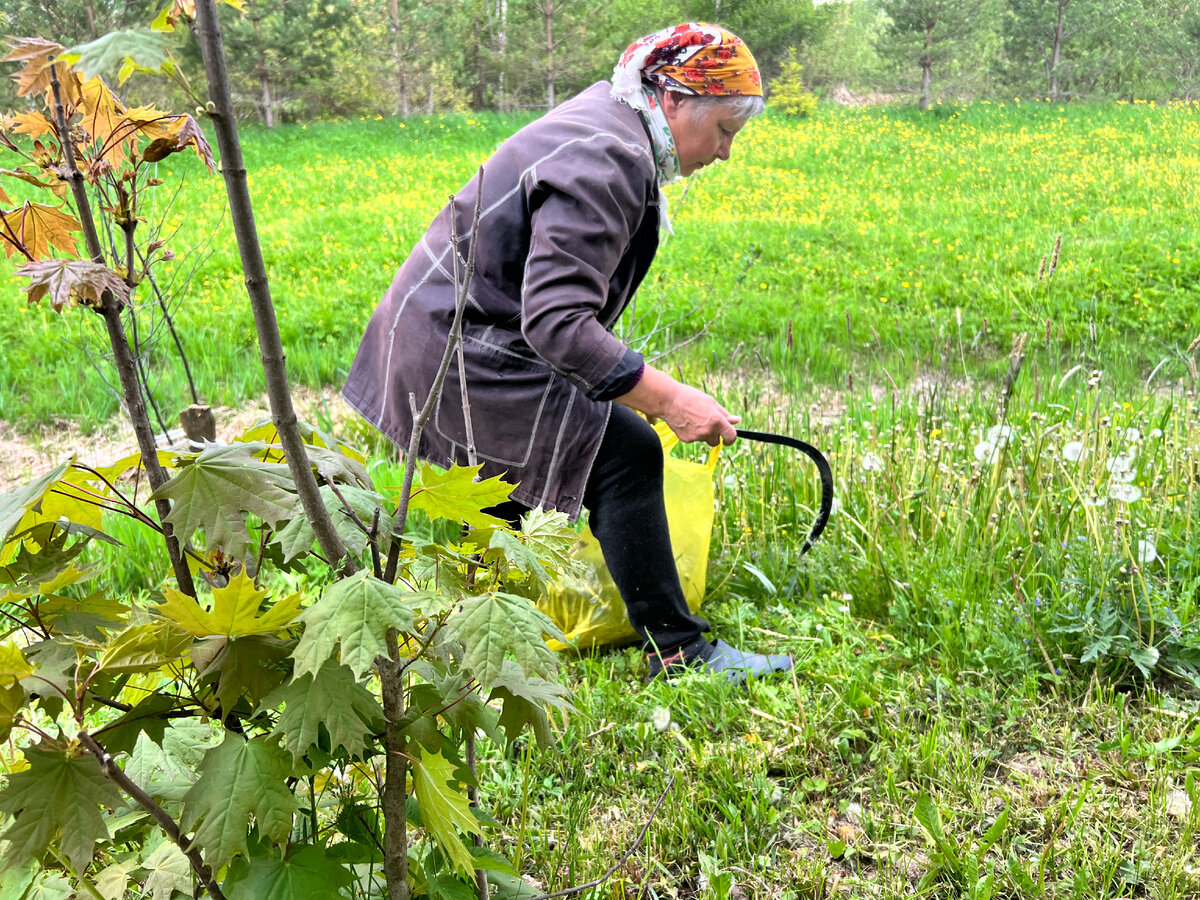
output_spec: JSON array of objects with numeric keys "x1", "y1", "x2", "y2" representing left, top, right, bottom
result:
[{"x1": 662, "y1": 94, "x2": 749, "y2": 176}]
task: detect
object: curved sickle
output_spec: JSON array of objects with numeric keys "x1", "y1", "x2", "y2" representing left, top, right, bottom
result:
[{"x1": 734, "y1": 429, "x2": 834, "y2": 556}]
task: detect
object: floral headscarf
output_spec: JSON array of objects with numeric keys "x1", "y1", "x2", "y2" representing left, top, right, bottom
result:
[
  {"x1": 611, "y1": 22, "x2": 762, "y2": 115},
  {"x1": 611, "y1": 23, "x2": 760, "y2": 233}
]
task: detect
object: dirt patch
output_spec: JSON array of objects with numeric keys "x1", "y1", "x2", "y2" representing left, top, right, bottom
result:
[{"x1": 0, "y1": 386, "x2": 359, "y2": 492}]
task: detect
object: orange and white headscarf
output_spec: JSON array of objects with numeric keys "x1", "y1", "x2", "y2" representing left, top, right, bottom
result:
[
  {"x1": 611, "y1": 23, "x2": 760, "y2": 233},
  {"x1": 611, "y1": 22, "x2": 762, "y2": 115}
]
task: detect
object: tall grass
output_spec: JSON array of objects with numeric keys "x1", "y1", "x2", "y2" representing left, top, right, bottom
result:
[{"x1": 3, "y1": 101, "x2": 1199, "y2": 432}]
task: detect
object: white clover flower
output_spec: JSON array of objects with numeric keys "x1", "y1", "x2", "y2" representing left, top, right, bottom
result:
[
  {"x1": 1062, "y1": 441, "x2": 1084, "y2": 462},
  {"x1": 1107, "y1": 454, "x2": 1137, "y2": 483},
  {"x1": 974, "y1": 440, "x2": 999, "y2": 463},
  {"x1": 1108, "y1": 482, "x2": 1142, "y2": 503},
  {"x1": 652, "y1": 707, "x2": 672, "y2": 732},
  {"x1": 1123, "y1": 427, "x2": 1141, "y2": 444},
  {"x1": 987, "y1": 424, "x2": 1015, "y2": 447},
  {"x1": 1137, "y1": 539, "x2": 1158, "y2": 564},
  {"x1": 861, "y1": 451, "x2": 884, "y2": 472}
]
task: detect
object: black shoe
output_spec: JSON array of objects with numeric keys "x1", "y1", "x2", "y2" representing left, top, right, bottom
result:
[{"x1": 647, "y1": 637, "x2": 793, "y2": 685}]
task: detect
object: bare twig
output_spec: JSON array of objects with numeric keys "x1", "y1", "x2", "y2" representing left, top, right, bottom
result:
[
  {"x1": 382, "y1": 170, "x2": 485, "y2": 583},
  {"x1": 78, "y1": 731, "x2": 227, "y2": 900}
]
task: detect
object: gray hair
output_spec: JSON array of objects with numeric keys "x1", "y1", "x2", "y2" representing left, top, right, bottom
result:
[
  {"x1": 685, "y1": 93, "x2": 764, "y2": 122},
  {"x1": 648, "y1": 84, "x2": 764, "y2": 123}
]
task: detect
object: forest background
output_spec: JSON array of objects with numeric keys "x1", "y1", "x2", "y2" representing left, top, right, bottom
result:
[{"x1": 5, "y1": 0, "x2": 1200, "y2": 125}]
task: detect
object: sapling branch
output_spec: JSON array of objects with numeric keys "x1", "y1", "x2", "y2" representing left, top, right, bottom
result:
[
  {"x1": 383, "y1": 170, "x2": 485, "y2": 583},
  {"x1": 78, "y1": 731, "x2": 228, "y2": 900},
  {"x1": 46, "y1": 61, "x2": 197, "y2": 599},
  {"x1": 192, "y1": 0, "x2": 352, "y2": 572}
]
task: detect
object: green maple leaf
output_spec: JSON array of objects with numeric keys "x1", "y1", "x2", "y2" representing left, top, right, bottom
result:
[
  {"x1": 0, "y1": 858, "x2": 38, "y2": 899},
  {"x1": 488, "y1": 530, "x2": 550, "y2": 586},
  {"x1": 222, "y1": 842, "x2": 355, "y2": 900},
  {"x1": 0, "y1": 460, "x2": 70, "y2": 550},
  {"x1": 261, "y1": 662, "x2": 384, "y2": 764},
  {"x1": 126, "y1": 721, "x2": 222, "y2": 803},
  {"x1": 488, "y1": 660, "x2": 573, "y2": 748},
  {"x1": 96, "y1": 622, "x2": 192, "y2": 675},
  {"x1": 406, "y1": 463, "x2": 514, "y2": 528},
  {"x1": 445, "y1": 592, "x2": 563, "y2": 690},
  {"x1": 141, "y1": 837, "x2": 192, "y2": 900},
  {"x1": 272, "y1": 484, "x2": 383, "y2": 563},
  {"x1": 195, "y1": 635, "x2": 292, "y2": 718},
  {"x1": 412, "y1": 746, "x2": 480, "y2": 876},
  {"x1": 0, "y1": 682, "x2": 25, "y2": 743},
  {"x1": 0, "y1": 745, "x2": 124, "y2": 874},
  {"x1": 91, "y1": 691, "x2": 178, "y2": 756},
  {"x1": 515, "y1": 506, "x2": 582, "y2": 576},
  {"x1": 151, "y1": 443, "x2": 299, "y2": 560},
  {"x1": 181, "y1": 734, "x2": 300, "y2": 866},
  {"x1": 293, "y1": 570, "x2": 417, "y2": 680},
  {"x1": 61, "y1": 29, "x2": 175, "y2": 80},
  {"x1": 155, "y1": 570, "x2": 302, "y2": 637}
]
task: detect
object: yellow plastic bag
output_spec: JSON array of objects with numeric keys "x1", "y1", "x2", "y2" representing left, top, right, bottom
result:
[{"x1": 538, "y1": 421, "x2": 721, "y2": 651}]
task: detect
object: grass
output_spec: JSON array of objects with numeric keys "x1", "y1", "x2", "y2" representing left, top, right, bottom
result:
[
  {"x1": 464, "y1": 354, "x2": 1200, "y2": 898},
  {"x1": 5, "y1": 98, "x2": 1200, "y2": 897},
  {"x1": 3, "y1": 100, "x2": 1200, "y2": 433}
]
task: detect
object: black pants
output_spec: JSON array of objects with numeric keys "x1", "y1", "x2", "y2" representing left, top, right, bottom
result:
[{"x1": 489, "y1": 405, "x2": 710, "y2": 652}]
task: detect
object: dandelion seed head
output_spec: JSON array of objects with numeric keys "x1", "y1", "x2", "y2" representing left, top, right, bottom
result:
[
  {"x1": 987, "y1": 424, "x2": 1014, "y2": 447},
  {"x1": 862, "y1": 452, "x2": 884, "y2": 472},
  {"x1": 1062, "y1": 441, "x2": 1084, "y2": 462},
  {"x1": 1107, "y1": 482, "x2": 1142, "y2": 503},
  {"x1": 974, "y1": 440, "x2": 999, "y2": 463},
  {"x1": 1137, "y1": 540, "x2": 1158, "y2": 564}
]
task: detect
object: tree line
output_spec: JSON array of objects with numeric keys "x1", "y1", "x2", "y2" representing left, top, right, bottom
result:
[{"x1": 2, "y1": 0, "x2": 1199, "y2": 123}]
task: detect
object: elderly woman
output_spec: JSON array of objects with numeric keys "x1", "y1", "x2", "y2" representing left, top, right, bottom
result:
[{"x1": 344, "y1": 23, "x2": 791, "y2": 683}]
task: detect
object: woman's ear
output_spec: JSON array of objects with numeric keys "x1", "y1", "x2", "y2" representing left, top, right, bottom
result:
[{"x1": 659, "y1": 90, "x2": 687, "y2": 122}]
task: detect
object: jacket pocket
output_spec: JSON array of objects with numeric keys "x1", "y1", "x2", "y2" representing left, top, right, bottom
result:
[{"x1": 434, "y1": 335, "x2": 555, "y2": 468}]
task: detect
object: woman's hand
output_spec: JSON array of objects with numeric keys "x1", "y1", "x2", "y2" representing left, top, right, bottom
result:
[{"x1": 615, "y1": 364, "x2": 739, "y2": 446}]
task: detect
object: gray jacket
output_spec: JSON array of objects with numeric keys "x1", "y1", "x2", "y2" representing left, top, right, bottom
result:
[{"x1": 342, "y1": 82, "x2": 660, "y2": 518}]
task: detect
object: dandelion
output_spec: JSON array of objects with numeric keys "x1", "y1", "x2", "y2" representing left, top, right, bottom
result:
[
  {"x1": 987, "y1": 424, "x2": 1015, "y2": 447},
  {"x1": 1137, "y1": 539, "x2": 1158, "y2": 564},
  {"x1": 862, "y1": 451, "x2": 884, "y2": 472},
  {"x1": 1081, "y1": 493, "x2": 1107, "y2": 507},
  {"x1": 1107, "y1": 454, "x2": 1137, "y2": 483},
  {"x1": 975, "y1": 440, "x2": 1000, "y2": 463},
  {"x1": 1123, "y1": 427, "x2": 1141, "y2": 444},
  {"x1": 1108, "y1": 482, "x2": 1142, "y2": 503},
  {"x1": 1062, "y1": 441, "x2": 1084, "y2": 462},
  {"x1": 652, "y1": 707, "x2": 671, "y2": 732}
]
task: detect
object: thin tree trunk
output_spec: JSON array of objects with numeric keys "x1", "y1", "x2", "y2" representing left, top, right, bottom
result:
[
  {"x1": 388, "y1": 0, "x2": 409, "y2": 117},
  {"x1": 192, "y1": 0, "x2": 351, "y2": 569},
  {"x1": 1050, "y1": 1, "x2": 1066, "y2": 99},
  {"x1": 379, "y1": 655, "x2": 411, "y2": 900},
  {"x1": 544, "y1": 0, "x2": 555, "y2": 109},
  {"x1": 47, "y1": 64, "x2": 197, "y2": 599}
]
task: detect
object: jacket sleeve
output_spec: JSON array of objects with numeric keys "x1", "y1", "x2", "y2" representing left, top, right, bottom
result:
[{"x1": 519, "y1": 131, "x2": 652, "y2": 397}]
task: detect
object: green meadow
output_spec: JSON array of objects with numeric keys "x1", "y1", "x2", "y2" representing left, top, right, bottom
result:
[
  {"x1": 5, "y1": 101, "x2": 1200, "y2": 897},
  {"x1": 2, "y1": 100, "x2": 1198, "y2": 431}
]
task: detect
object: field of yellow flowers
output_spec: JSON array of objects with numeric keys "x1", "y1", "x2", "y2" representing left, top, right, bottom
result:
[{"x1": 2, "y1": 100, "x2": 1198, "y2": 432}]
